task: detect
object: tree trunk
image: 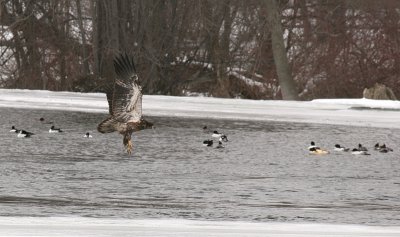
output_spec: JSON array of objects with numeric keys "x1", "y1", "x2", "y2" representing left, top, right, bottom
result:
[
  {"x1": 91, "y1": 0, "x2": 101, "y2": 77},
  {"x1": 76, "y1": 0, "x2": 90, "y2": 76},
  {"x1": 263, "y1": 0, "x2": 299, "y2": 100}
]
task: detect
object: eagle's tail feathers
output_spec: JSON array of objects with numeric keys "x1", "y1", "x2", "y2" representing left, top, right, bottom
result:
[{"x1": 97, "y1": 117, "x2": 118, "y2": 133}]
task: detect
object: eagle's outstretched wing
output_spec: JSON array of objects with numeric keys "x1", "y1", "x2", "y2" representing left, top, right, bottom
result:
[
  {"x1": 98, "y1": 54, "x2": 142, "y2": 133},
  {"x1": 112, "y1": 54, "x2": 142, "y2": 121}
]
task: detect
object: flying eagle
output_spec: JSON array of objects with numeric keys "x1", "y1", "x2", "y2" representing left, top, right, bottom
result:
[{"x1": 97, "y1": 54, "x2": 153, "y2": 154}]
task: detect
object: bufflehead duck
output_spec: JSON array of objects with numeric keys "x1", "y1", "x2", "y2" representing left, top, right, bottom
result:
[
  {"x1": 17, "y1": 130, "x2": 34, "y2": 138},
  {"x1": 84, "y1": 132, "x2": 93, "y2": 138},
  {"x1": 10, "y1": 126, "x2": 20, "y2": 133},
  {"x1": 309, "y1": 147, "x2": 329, "y2": 155},
  {"x1": 216, "y1": 141, "x2": 224, "y2": 149},
  {"x1": 358, "y1": 144, "x2": 368, "y2": 151},
  {"x1": 351, "y1": 148, "x2": 370, "y2": 155},
  {"x1": 49, "y1": 126, "x2": 63, "y2": 133},
  {"x1": 203, "y1": 139, "x2": 213, "y2": 147},
  {"x1": 334, "y1": 144, "x2": 349, "y2": 152}
]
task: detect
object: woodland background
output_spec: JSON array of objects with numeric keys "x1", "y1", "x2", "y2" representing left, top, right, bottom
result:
[{"x1": 0, "y1": 0, "x2": 399, "y2": 100}]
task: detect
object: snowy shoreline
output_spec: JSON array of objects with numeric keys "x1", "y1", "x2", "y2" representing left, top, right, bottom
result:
[
  {"x1": 0, "y1": 217, "x2": 399, "y2": 237},
  {"x1": 1, "y1": 89, "x2": 400, "y2": 129}
]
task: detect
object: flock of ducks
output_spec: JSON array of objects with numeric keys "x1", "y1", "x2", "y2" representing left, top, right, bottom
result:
[
  {"x1": 202, "y1": 126, "x2": 228, "y2": 149},
  {"x1": 309, "y1": 141, "x2": 393, "y2": 155},
  {"x1": 9, "y1": 118, "x2": 93, "y2": 138},
  {"x1": 8, "y1": 118, "x2": 394, "y2": 156}
]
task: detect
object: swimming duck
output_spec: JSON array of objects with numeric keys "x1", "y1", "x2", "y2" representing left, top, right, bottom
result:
[
  {"x1": 203, "y1": 139, "x2": 213, "y2": 147},
  {"x1": 357, "y1": 144, "x2": 368, "y2": 151},
  {"x1": 10, "y1": 126, "x2": 20, "y2": 133},
  {"x1": 309, "y1": 147, "x2": 329, "y2": 155},
  {"x1": 351, "y1": 148, "x2": 370, "y2": 155},
  {"x1": 212, "y1": 131, "x2": 228, "y2": 142},
  {"x1": 334, "y1": 144, "x2": 349, "y2": 152},
  {"x1": 17, "y1": 130, "x2": 34, "y2": 138},
  {"x1": 220, "y1": 134, "x2": 228, "y2": 142},
  {"x1": 84, "y1": 132, "x2": 93, "y2": 138},
  {"x1": 378, "y1": 144, "x2": 393, "y2": 153},
  {"x1": 374, "y1": 143, "x2": 393, "y2": 152},
  {"x1": 308, "y1": 141, "x2": 318, "y2": 150},
  {"x1": 202, "y1": 126, "x2": 209, "y2": 133},
  {"x1": 49, "y1": 126, "x2": 63, "y2": 133}
]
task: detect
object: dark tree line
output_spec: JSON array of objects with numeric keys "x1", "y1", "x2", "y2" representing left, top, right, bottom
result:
[{"x1": 1, "y1": 0, "x2": 400, "y2": 100}]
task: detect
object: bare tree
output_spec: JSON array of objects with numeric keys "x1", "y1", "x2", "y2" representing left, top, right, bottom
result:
[
  {"x1": 263, "y1": 0, "x2": 299, "y2": 100},
  {"x1": 1, "y1": 0, "x2": 400, "y2": 99}
]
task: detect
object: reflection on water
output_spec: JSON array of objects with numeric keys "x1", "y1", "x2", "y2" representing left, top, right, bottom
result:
[{"x1": 0, "y1": 108, "x2": 399, "y2": 225}]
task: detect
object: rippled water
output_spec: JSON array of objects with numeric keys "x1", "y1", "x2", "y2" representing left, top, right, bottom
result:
[{"x1": 0, "y1": 108, "x2": 399, "y2": 225}]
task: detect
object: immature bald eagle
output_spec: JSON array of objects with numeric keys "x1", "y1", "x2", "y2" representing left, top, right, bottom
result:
[{"x1": 97, "y1": 54, "x2": 153, "y2": 154}]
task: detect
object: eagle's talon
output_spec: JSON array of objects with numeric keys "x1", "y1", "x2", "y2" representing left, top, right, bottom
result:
[{"x1": 126, "y1": 140, "x2": 133, "y2": 155}]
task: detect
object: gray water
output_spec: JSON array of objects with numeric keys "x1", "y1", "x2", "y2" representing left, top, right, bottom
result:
[{"x1": 0, "y1": 108, "x2": 399, "y2": 225}]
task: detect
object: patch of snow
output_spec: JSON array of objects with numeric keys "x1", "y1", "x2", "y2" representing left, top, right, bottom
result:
[
  {"x1": 0, "y1": 89, "x2": 400, "y2": 129},
  {"x1": 171, "y1": 59, "x2": 266, "y2": 89},
  {"x1": 1, "y1": 26, "x2": 13, "y2": 40},
  {"x1": 0, "y1": 217, "x2": 399, "y2": 237},
  {"x1": 172, "y1": 57, "x2": 213, "y2": 70},
  {"x1": 228, "y1": 71, "x2": 265, "y2": 87}
]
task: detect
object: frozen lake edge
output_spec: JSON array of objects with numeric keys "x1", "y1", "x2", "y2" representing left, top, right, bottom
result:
[
  {"x1": 1, "y1": 89, "x2": 400, "y2": 129},
  {"x1": 0, "y1": 217, "x2": 400, "y2": 237}
]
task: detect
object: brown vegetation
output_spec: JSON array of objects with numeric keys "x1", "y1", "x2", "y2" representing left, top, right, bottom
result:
[{"x1": 1, "y1": 0, "x2": 399, "y2": 100}]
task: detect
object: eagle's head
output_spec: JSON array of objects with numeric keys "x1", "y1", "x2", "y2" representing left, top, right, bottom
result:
[{"x1": 137, "y1": 118, "x2": 153, "y2": 130}]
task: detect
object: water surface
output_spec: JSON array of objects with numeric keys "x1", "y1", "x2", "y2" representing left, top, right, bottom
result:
[{"x1": 0, "y1": 108, "x2": 399, "y2": 225}]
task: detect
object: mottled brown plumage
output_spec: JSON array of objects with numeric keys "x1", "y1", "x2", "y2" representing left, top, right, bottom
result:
[{"x1": 97, "y1": 54, "x2": 153, "y2": 154}]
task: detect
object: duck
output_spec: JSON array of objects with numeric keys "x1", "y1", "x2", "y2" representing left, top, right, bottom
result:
[
  {"x1": 378, "y1": 144, "x2": 393, "y2": 153},
  {"x1": 334, "y1": 144, "x2": 349, "y2": 152},
  {"x1": 49, "y1": 125, "x2": 63, "y2": 133},
  {"x1": 308, "y1": 141, "x2": 318, "y2": 150},
  {"x1": 309, "y1": 147, "x2": 329, "y2": 155},
  {"x1": 212, "y1": 130, "x2": 223, "y2": 138},
  {"x1": 212, "y1": 131, "x2": 228, "y2": 141},
  {"x1": 203, "y1": 139, "x2": 213, "y2": 147},
  {"x1": 351, "y1": 148, "x2": 370, "y2": 155},
  {"x1": 220, "y1": 134, "x2": 228, "y2": 142},
  {"x1": 202, "y1": 126, "x2": 209, "y2": 133},
  {"x1": 84, "y1": 132, "x2": 93, "y2": 138},
  {"x1": 10, "y1": 126, "x2": 20, "y2": 133},
  {"x1": 17, "y1": 130, "x2": 34, "y2": 138},
  {"x1": 357, "y1": 144, "x2": 368, "y2": 151}
]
